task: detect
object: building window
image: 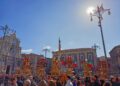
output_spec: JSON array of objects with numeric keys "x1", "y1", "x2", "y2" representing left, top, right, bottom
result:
[
  {"x1": 60, "y1": 54, "x2": 65, "y2": 61},
  {"x1": 79, "y1": 53, "x2": 85, "y2": 61},
  {"x1": 73, "y1": 54, "x2": 77, "y2": 62},
  {"x1": 87, "y1": 53, "x2": 93, "y2": 63}
]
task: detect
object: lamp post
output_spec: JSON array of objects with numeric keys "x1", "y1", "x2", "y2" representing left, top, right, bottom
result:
[
  {"x1": 89, "y1": 4, "x2": 110, "y2": 59},
  {"x1": 88, "y1": 4, "x2": 111, "y2": 77},
  {"x1": 42, "y1": 46, "x2": 50, "y2": 75},
  {"x1": 43, "y1": 46, "x2": 50, "y2": 58}
]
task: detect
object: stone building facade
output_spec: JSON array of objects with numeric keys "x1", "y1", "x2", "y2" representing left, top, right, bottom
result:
[
  {"x1": 0, "y1": 33, "x2": 21, "y2": 74},
  {"x1": 96, "y1": 57, "x2": 112, "y2": 79},
  {"x1": 52, "y1": 48, "x2": 97, "y2": 76},
  {"x1": 109, "y1": 45, "x2": 120, "y2": 76}
]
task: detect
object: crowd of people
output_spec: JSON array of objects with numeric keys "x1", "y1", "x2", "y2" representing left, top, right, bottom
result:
[{"x1": 0, "y1": 74, "x2": 120, "y2": 86}]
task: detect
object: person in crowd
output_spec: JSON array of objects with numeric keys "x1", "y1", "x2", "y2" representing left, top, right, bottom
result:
[
  {"x1": 84, "y1": 77, "x2": 91, "y2": 86},
  {"x1": 30, "y1": 76, "x2": 38, "y2": 86},
  {"x1": 48, "y1": 77, "x2": 56, "y2": 86},
  {"x1": 33, "y1": 76, "x2": 40, "y2": 84},
  {"x1": 92, "y1": 75, "x2": 100, "y2": 86},
  {"x1": 9, "y1": 77, "x2": 18, "y2": 86},
  {"x1": 110, "y1": 76, "x2": 118, "y2": 86},
  {"x1": 72, "y1": 78, "x2": 77, "y2": 86},
  {"x1": 116, "y1": 76, "x2": 120, "y2": 86},
  {"x1": 77, "y1": 78, "x2": 83, "y2": 86},
  {"x1": 23, "y1": 75, "x2": 33, "y2": 86},
  {"x1": 90, "y1": 77, "x2": 95, "y2": 86},
  {"x1": 100, "y1": 79, "x2": 105, "y2": 86},
  {"x1": 31, "y1": 80, "x2": 38, "y2": 86},
  {"x1": 65, "y1": 76, "x2": 73, "y2": 86},
  {"x1": 38, "y1": 76, "x2": 48, "y2": 86},
  {"x1": 17, "y1": 76, "x2": 24, "y2": 86},
  {"x1": 56, "y1": 78, "x2": 62, "y2": 86},
  {"x1": 103, "y1": 80, "x2": 112, "y2": 86}
]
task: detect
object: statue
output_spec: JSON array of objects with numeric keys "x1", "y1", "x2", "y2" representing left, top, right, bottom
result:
[
  {"x1": 36, "y1": 58, "x2": 47, "y2": 77},
  {"x1": 51, "y1": 58, "x2": 60, "y2": 76},
  {"x1": 22, "y1": 57, "x2": 31, "y2": 76}
]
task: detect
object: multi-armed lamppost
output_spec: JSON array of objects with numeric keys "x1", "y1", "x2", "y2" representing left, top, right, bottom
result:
[
  {"x1": 42, "y1": 46, "x2": 50, "y2": 58},
  {"x1": 89, "y1": 4, "x2": 111, "y2": 59},
  {"x1": 88, "y1": 4, "x2": 111, "y2": 78}
]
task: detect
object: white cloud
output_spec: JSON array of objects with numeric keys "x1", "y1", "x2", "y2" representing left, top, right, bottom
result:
[
  {"x1": 43, "y1": 45, "x2": 51, "y2": 50},
  {"x1": 21, "y1": 49, "x2": 33, "y2": 54}
]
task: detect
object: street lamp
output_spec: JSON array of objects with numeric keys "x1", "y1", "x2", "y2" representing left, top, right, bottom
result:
[
  {"x1": 88, "y1": 4, "x2": 111, "y2": 59},
  {"x1": 42, "y1": 46, "x2": 50, "y2": 58}
]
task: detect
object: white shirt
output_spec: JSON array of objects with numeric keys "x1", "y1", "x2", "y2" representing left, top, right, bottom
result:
[{"x1": 65, "y1": 80, "x2": 73, "y2": 86}]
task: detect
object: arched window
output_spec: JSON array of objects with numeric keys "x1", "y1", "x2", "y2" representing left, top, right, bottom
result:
[
  {"x1": 87, "y1": 52, "x2": 93, "y2": 64},
  {"x1": 79, "y1": 53, "x2": 85, "y2": 61}
]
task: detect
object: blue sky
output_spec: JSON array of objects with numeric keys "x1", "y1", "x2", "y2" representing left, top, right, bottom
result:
[{"x1": 0, "y1": 0, "x2": 120, "y2": 57}]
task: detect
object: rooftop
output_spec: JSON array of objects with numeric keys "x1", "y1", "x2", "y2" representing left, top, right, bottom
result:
[{"x1": 53, "y1": 48, "x2": 95, "y2": 53}]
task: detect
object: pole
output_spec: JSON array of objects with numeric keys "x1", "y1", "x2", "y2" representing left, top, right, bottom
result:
[
  {"x1": 44, "y1": 49, "x2": 47, "y2": 58},
  {"x1": 98, "y1": 12, "x2": 107, "y2": 59},
  {"x1": 89, "y1": 5, "x2": 111, "y2": 78},
  {"x1": 45, "y1": 50, "x2": 47, "y2": 58},
  {"x1": 89, "y1": 5, "x2": 110, "y2": 59},
  {"x1": 99, "y1": 20, "x2": 108, "y2": 78}
]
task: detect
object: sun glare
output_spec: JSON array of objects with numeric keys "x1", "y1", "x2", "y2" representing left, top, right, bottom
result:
[{"x1": 86, "y1": 6, "x2": 95, "y2": 14}]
